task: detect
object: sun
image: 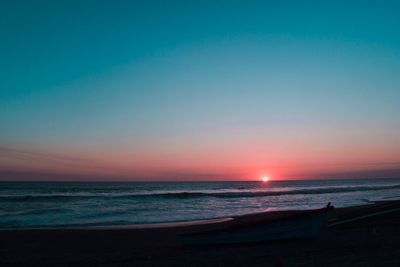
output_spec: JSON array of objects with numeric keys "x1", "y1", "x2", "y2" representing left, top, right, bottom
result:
[{"x1": 261, "y1": 176, "x2": 270, "y2": 182}]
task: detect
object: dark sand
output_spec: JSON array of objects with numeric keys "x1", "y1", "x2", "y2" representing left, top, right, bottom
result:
[{"x1": 1, "y1": 200, "x2": 400, "y2": 266}]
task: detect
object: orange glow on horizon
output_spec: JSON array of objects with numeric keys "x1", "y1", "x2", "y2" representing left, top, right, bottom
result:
[{"x1": 261, "y1": 176, "x2": 270, "y2": 182}]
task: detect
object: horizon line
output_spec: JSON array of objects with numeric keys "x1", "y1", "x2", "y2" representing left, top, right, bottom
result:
[{"x1": 1, "y1": 177, "x2": 399, "y2": 183}]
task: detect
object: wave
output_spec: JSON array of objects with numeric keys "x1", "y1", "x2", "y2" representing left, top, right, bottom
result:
[
  {"x1": 1, "y1": 184, "x2": 400, "y2": 202},
  {"x1": 153, "y1": 184, "x2": 400, "y2": 199}
]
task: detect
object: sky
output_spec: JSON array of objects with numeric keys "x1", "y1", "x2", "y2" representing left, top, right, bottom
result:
[{"x1": 1, "y1": 0, "x2": 400, "y2": 181}]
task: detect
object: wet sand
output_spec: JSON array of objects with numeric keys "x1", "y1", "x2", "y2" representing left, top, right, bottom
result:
[{"x1": 1, "y1": 200, "x2": 400, "y2": 266}]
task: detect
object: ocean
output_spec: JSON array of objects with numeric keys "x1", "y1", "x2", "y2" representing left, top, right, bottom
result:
[{"x1": 1, "y1": 179, "x2": 400, "y2": 229}]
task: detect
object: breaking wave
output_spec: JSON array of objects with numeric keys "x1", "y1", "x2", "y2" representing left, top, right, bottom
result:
[{"x1": 2, "y1": 184, "x2": 400, "y2": 202}]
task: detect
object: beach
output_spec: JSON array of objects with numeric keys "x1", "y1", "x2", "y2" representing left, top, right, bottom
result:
[
  {"x1": 2, "y1": 1, "x2": 400, "y2": 266},
  {"x1": 1, "y1": 200, "x2": 399, "y2": 266}
]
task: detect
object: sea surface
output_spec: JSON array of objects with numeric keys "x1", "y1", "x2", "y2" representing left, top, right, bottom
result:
[{"x1": 1, "y1": 179, "x2": 400, "y2": 229}]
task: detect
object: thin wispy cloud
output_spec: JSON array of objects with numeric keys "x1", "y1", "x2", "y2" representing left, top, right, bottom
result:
[{"x1": 0, "y1": 146, "x2": 118, "y2": 173}]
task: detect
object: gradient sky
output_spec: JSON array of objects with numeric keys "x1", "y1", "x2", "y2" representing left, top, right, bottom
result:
[{"x1": 1, "y1": 1, "x2": 400, "y2": 181}]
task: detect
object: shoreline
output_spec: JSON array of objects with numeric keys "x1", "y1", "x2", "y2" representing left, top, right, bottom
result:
[
  {"x1": 1, "y1": 199, "x2": 399, "y2": 231},
  {"x1": 1, "y1": 200, "x2": 400, "y2": 266}
]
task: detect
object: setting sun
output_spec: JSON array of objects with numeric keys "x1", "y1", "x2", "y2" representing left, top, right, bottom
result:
[{"x1": 261, "y1": 176, "x2": 270, "y2": 182}]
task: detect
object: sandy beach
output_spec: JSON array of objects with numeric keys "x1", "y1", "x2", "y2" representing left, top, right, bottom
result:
[
  {"x1": 2, "y1": 1, "x2": 400, "y2": 266},
  {"x1": 1, "y1": 200, "x2": 399, "y2": 266}
]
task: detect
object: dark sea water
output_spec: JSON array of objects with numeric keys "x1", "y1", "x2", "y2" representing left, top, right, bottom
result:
[{"x1": 1, "y1": 179, "x2": 400, "y2": 229}]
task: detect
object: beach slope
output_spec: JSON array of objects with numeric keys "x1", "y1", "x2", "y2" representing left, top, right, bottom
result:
[{"x1": 1, "y1": 201, "x2": 400, "y2": 266}]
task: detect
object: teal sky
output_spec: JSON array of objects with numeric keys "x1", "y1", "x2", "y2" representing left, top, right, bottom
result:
[{"x1": 1, "y1": 1, "x2": 400, "y2": 180}]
